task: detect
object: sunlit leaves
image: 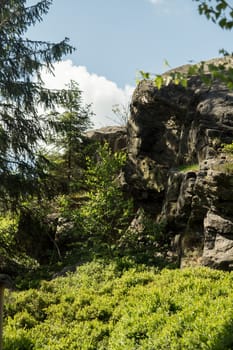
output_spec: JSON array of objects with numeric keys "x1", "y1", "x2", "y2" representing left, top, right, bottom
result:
[
  {"x1": 154, "y1": 75, "x2": 163, "y2": 89},
  {"x1": 138, "y1": 58, "x2": 233, "y2": 91},
  {"x1": 193, "y1": 0, "x2": 233, "y2": 30},
  {"x1": 4, "y1": 262, "x2": 233, "y2": 349},
  {"x1": 138, "y1": 1, "x2": 233, "y2": 90}
]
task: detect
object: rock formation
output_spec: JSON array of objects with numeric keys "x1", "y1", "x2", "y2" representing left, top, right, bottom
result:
[
  {"x1": 87, "y1": 58, "x2": 233, "y2": 269},
  {"x1": 85, "y1": 126, "x2": 127, "y2": 153},
  {"x1": 127, "y1": 58, "x2": 233, "y2": 269}
]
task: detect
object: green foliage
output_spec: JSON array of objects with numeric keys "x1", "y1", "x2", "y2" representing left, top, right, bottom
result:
[
  {"x1": 138, "y1": 1, "x2": 233, "y2": 90},
  {"x1": 139, "y1": 59, "x2": 233, "y2": 91},
  {"x1": 193, "y1": 0, "x2": 233, "y2": 30},
  {"x1": 178, "y1": 164, "x2": 199, "y2": 172},
  {"x1": 46, "y1": 80, "x2": 94, "y2": 191},
  {"x1": 41, "y1": 81, "x2": 93, "y2": 194},
  {"x1": 43, "y1": 143, "x2": 168, "y2": 266},
  {"x1": 0, "y1": 215, "x2": 18, "y2": 269},
  {"x1": 118, "y1": 208, "x2": 168, "y2": 265},
  {"x1": 0, "y1": 214, "x2": 38, "y2": 275},
  {"x1": 0, "y1": 1, "x2": 74, "y2": 207},
  {"x1": 70, "y1": 143, "x2": 135, "y2": 258},
  {"x1": 222, "y1": 142, "x2": 233, "y2": 154},
  {"x1": 212, "y1": 142, "x2": 233, "y2": 173},
  {"x1": 4, "y1": 261, "x2": 233, "y2": 349}
]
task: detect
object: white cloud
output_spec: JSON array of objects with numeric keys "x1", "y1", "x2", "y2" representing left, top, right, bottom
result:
[
  {"x1": 147, "y1": 0, "x2": 190, "y2": 15},
  {"x1": 149, "y1": 0, "x2": 164, "y2": 4},
  {"x1": 41, "y1": 60, "x2": 134, "y2": 129}
]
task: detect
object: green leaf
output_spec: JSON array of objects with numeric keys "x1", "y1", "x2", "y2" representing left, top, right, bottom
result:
[
  {"x1": 219, "y1": 17, "x2": 227, "y2": 28},
  {"x1": 154, "y1": 75, "x2": 163, "y2": 89},
  {"x1": 163, "y1": 59, "x2": 170, "y2": 68},
  {"x1": 180, "y1": 78, "x2": 188, "y2": 88},
  {"x1": 227, "y1": 81, "x2": 233, "y2": 89},
  {"x1": 188, "y1": 65, "x2": 198, "y2": 76},
  {"x1": 139, "y1": 71, "x2": 150, "y2": 80}
]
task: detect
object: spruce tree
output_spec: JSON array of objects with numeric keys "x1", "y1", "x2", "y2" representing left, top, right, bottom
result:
[
  {"x1": 46, "y1": 80, "x2": 94, "y2": 192},
  {"x1": 0, "y1": 0, "x2": 74, "y2": 208}
]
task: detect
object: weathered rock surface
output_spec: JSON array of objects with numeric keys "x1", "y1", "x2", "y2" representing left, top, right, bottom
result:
[
  {"x1": 203, "y1": 211, "x2": 233, "y2": 269},
  {"x1": 85, "y1": 126, "x2": 127, "y2": 152},
  {"x1": 87, "y1": 58, "x2": 233, "y2": 269},
  {"x1": 126, "y1": 58, "x2": 233, "y2": 269}
]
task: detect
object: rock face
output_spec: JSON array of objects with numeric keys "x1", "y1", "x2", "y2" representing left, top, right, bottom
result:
[
  {"x1": 86, "y1": 59, "x2": 233, "y2": 269},
  {"x1": 127, "y1": 58, "x2": 233, "y2": 269},
  {"x1": 86, "y1": 126, "x2": 127, "y2": 152}
]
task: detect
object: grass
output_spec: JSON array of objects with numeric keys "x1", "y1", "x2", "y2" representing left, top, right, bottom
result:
[{"x1": 178, "y1": 164, "x2": 199, "y2": 173}]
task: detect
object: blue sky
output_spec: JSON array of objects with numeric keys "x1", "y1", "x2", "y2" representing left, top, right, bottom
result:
[{"x1": 27, "y1": 0, "x2": 233, "y2": 127}]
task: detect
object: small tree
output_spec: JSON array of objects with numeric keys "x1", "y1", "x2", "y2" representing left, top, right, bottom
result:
[
  {"x1": 76, "y1": 143, "x2": 134, "y2": 257},
  {"x1": 46, "y1": 81, "x2": 94, "y2": 191}
]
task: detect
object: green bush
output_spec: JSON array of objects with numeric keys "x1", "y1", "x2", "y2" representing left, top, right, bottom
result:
[
  {"x1": 56, "y1": 144, "x2": 167, "y2": 265},
  {"x1": 0, "y1": 214, "x2": 38, "y2": 274},
  {"x1": 222, "y1": 142, "x2": 233, "y2": 154},
  {"x1": 57, "y1": 144, "x2": 135, "y2": 260},
  {"x1": 4, "y1": 261, "x2": 233, "y2": 349}
]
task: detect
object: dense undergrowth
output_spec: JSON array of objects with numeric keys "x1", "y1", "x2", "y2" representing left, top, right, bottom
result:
[
  {"x1": 0, "y1": 143, "x2": 170, "y2": 289},
  {"x1": 2, "y1": 142, "x2": 233, "y2": 349},
  {"x1": 4, "y1": 260, "x2": 233, "y2": 350}
]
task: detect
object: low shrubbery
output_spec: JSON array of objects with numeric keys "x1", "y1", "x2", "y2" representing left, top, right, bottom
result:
[
  {"x1": 4, "y1": 143, "x2": 233, "y2": 349},
  {"x1": 0, "y1": 143, "x2": 169, "y2": 288},
  {"x1": 0, "y1": 215, "x2": 39, "y2": 276},
  {"x1": 55, "y1": 144, "x2": 168, "y2": 266},
  {"x1": 4, "y1": 260, "x2": 233, "y2": 349},
  {"x1": 222, "y1": 142, "x2": 233, "y2": 154}
]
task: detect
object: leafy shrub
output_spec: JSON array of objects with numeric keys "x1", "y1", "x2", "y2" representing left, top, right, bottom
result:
[
  {"x1": 0, "y1": 214, "x2": 38, "y2": 275},
  {"x1": 57, "y1": 144, "x2": 167, "y2": 265},
  {"x1": 4, "y1": 330, "x2": 34, "y2": 350},
  {"x1": 4, "y1": 261, "x2": 233, "y2": 349},
  {"x1": 0, "y1": 215, "x2": 17, "y2": 266},
  {"x1": 222, "y1": 142, "x2": 233, "y2": 154},
  {"x1": 58, "y1": 144, "x2": 135, "y2": 260}
]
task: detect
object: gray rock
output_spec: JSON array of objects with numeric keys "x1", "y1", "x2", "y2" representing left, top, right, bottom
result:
[
  {"x1": 125, "y1": 58, "x2": 233, "y2": 269},
  {"x1": 85, "y1": 126, "x2": 127, "y2": 152},
  {"x1": 202, "y1": 212, "x2": 233, "y2": 269},
  {"x1": 83, "y1": 59, "x2": 233, "y2": 270}
]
